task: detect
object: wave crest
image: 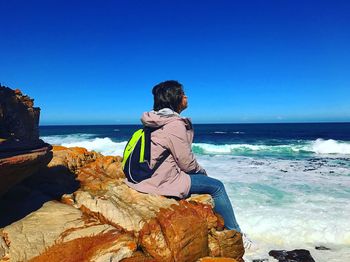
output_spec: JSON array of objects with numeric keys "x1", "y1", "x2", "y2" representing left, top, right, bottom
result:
[
  {"x1": 41, "y1": 134, "x2": 350, "y2": 157},
  {"x1": 41, "y1": 134, "x2": 126, "y2": 156},
  {"x1": 193, "y1": 139, "x2": 350, "y2": 156},
  {"x1": 310, "y1": 138, "x2": 350, "y2": 154}
]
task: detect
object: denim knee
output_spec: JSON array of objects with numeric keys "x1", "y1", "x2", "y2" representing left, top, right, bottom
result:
[
  {"x1": 211, "y1": 178, "x2": 225, "y2": 197},
  {"x1": 189, "y1": 174, "x2": 226, "y2": 197}
]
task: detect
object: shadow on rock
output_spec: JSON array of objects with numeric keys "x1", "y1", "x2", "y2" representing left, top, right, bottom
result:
[{"x1": 0, "y1": 165, "x2": 80, "y2": 227}]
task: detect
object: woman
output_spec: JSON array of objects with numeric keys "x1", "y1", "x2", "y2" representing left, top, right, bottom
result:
[{"x1": 125, "y1": 80, "x2": 252, "y2": 248}]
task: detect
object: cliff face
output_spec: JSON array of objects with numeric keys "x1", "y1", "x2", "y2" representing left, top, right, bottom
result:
[
  {"x1": 0, "y1": 85, "x2": 52, "y2": 196},
  {"x1": 0, "y1": 146, "x2": 245, "y2": 262},
  {"x1": 0, "y1": 86, "x2": 41, "y2": 145}
]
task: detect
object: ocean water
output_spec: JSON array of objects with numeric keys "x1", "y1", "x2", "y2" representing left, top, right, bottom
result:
[{"x1": 40, "y1": 123, "x2": 350, "y2": 261}]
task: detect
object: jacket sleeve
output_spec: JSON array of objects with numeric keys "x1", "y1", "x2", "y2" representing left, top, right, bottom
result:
[{"x1": 166, "y1": 121, "x2": 207, "y2": 175}]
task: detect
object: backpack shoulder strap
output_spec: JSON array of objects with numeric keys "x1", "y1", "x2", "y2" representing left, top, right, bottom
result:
[
  {"x1": 122, "y1": 128, "x2": 144, "y2": 168},
  {"x1": 151, "y1": 150, "x2": 170, "y2": 172},
  {"x1": 143, "y1": 126, "x2": 170, "y2": 172}
]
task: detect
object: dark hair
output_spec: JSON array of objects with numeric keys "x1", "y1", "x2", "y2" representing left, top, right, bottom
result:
[{"x1": 152, "y1": 80, "x2": 184, "y2": 113}]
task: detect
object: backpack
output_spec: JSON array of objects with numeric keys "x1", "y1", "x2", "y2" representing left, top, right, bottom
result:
[{"x1": 122, "y1": 126, "x2": 170, "y2": 184}]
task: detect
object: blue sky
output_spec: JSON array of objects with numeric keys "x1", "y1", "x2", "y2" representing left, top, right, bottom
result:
[{"x1": 1, "y1": 0, "x2": 349, "y2": 125}]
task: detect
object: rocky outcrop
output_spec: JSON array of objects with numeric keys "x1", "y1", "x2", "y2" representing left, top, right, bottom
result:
[
  {"x1": 1, "y1": 86, "x2": 38, "y2": 140},
  {"x1": 268, "y1": 249, "x2": 316, "y2": 262},
  {"x1": 0, "y1": 85, "x2": 52, "y2": 196},
  {"x1": 48, "y1": 145, "x2": 102, "y2": 173},
  {"x1": 0, "y1": 146, "x2": 245, "y2": 262},
  {"x1": 0, "y1": 146, "x2": 52, "y2": 197},
  {"x1": 0, "y1": 201, "x2": 136, "y2": 262}
]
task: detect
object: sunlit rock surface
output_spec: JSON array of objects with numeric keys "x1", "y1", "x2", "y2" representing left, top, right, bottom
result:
[
  {"x1": 0, "y1": 201, "x2": 136, "y2": 262},
  {"x1": 0, "y1": 146, "x2": 244, "y2": 261}
]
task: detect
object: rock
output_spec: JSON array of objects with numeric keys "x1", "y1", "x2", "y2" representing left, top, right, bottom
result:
[
  {"x1": 75, "y1": 152, "x2": 125, "y2": 192},
  {"x1": 48, "y1": 145, "x2": 102, "y2": 173},
  {"x1": 0, "y1": 145, "x2": 52, "y2": 196},
  {"x1": 315, "y1": 245, "x2": 331, "y2": 250},
  {"x1": 120, "y1": 251, "x2": 156, "y2": 261},
  {"x1": 0, "y1": 85, "x2": 39, "y2": 142},
  {"x1": 139, "y1": 201, "x2": 209, "y2": 261},
  {"x1": 73, "y1": 184, "x2": 177, "y2": 232},
  {"x1": 198, "y1": 258, "x2": 239, "y2": 262},
  {"x1": 0, "y1": 84, "x2": 52, "y2": 196},
  {"x1": 0, "y1": 156, "x2": 79, "y2": 227},
  {"x1": 208, "y1": 229, "x2": 244, "y2": 262},
  {"x1": 186, "y1": 199, "x2": 224, "y2": 230},
  {"x1": 64, "y1": 147, "x2": 245, "y2": 261},
  {"x1": 0, "y1": 146, "x2": 245, "y2": 261},
  {"x1": 268, "y1": 249, "x2": 316, "y2": 262},
  {"x1": 0, "y1": 201, "x2": 137, "y2": 261},
  {"x1": 187, "y1": 194, "x2": 215, "y2": 207}
]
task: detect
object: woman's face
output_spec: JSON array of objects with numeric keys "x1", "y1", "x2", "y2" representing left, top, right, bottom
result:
[{"x1": 179, "y1": 94, "x2": 188, "y2": 113}]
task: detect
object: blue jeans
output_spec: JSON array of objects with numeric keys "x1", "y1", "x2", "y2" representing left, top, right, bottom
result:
[{"x1": 188, "y1": 174, "x2": 241, "y2": 232}]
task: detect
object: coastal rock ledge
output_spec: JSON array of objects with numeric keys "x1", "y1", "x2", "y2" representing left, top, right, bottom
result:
[
  {"x1": 0, "y1": 85, "x2": 52, "y2": 196},
  {"x1": 0, "y1": 146, "x2": 244, "y2": 262}
]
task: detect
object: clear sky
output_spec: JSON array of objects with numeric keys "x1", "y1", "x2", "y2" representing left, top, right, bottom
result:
[{"x1": 1, "y1": 0, "x2": 349, "y2": 125}]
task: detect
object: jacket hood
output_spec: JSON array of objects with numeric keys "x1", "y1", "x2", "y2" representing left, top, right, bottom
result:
[{"x1": 141, "y1": 108, "x2": 182, "y2": 128}]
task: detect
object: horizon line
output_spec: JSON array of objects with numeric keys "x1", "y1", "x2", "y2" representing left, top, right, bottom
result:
[{"x1": 39, "y1": 121, "x2": 350, "y2": 126}]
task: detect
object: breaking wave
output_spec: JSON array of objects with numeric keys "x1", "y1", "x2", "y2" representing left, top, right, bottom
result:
[
  {"x1": 193, "y1": 139, "x2": 350, "y2": 156},
  {"x1": 41, "y1": 134, "x2": 350, "y2": 158},
  {"x1": 41, "y1": 133, "x2": 126, "y2": 156}
]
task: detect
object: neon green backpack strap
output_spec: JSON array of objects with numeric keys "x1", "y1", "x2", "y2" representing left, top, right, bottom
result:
[
  {"x1": 139, "y1": 130, "x2": 146, "y2": 162},
  {"x1": 122, "y1": 129, "x2": 144, "y2": 168}
]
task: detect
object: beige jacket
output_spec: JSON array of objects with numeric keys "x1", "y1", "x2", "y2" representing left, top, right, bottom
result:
[{"x1": 125, "y1": 109, "x2": 206, "y2": 198}]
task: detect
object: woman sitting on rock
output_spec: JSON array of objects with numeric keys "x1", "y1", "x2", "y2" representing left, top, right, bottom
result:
[{"x1": 125, "y1": 80, "x2": 252, "y2": 249}]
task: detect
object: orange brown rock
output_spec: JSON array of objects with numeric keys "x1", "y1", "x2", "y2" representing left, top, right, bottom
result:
[
  {"x1": 29, "y1": 230, "x2": 136, "y2": 262},
  {"x1": 50, "y1": 146, "x2": 101, "y2": 173},
  {"x1": 76, "y1": 154, "x2": 125, "y2": 192},
  {"x1": 1, "y1": 145, "x2": 246, "y2": 262},
  {"x1": 139, "y1": 202, "x2": 209, "y2": 262},
  {"x1": 184, "y1": 200, "x2": 221, "y2": 230},
  {"x1": 198, "y1": 258, "x2": 239, "y2": 262},
  {"x1": 121, "y1": 251, "x2": 156, "y2": 262},
  {"x1": 208, "y1": 229, "x2": 244, "y2": 262}
]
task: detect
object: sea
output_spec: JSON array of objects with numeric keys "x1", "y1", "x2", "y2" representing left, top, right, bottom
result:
[{"x1": 39, "y1": 123, "x2": 350, "y2": 262}]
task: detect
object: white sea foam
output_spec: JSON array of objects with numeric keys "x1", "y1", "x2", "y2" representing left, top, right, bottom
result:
[
  {"x1": 41, "y1": 133, "x2": 96, "y2": 145},
  {"x1": 193, "y1": 139, "x2": 350, "y2": 156},
  {"x1": 310, "y1": 138, "x2": 350, "y2": 154},
  {"x1": 193, "y1": 143, "x2": 288, "y2": 154},
  {"x1": 41, "y1": 134, "x2": 126, "y2": 156},
  {"x1": 196, "y1": 155, "x2": 350, "y2": 261},
  {"x1": 42, "y1": 134, "x2": 350, "y2": 157},
  {"x1": 213, "y1": 131, "x2": 245, "y2": 134},
  {"x1": 61, "y1": 137, "x2": 126, "y2": 156}
]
